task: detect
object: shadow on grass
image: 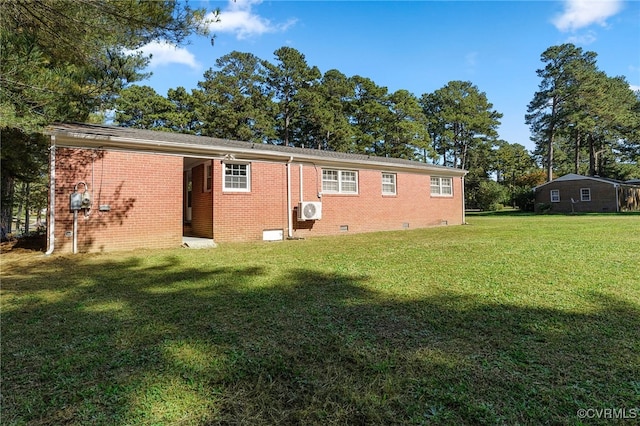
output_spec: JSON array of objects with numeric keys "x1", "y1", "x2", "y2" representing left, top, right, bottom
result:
[
  {"x1": 2, "y1": 255, "x2": 639, "y2": 425},
  {"x1": 467, "y1": 209, "x2": 640, "y2": 218},
  {"x1": 466, "y1": 209, "x2": 535, "y2": 217}
]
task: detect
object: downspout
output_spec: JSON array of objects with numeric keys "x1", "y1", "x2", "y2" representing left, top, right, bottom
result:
[
  {"x1": 615, "y1": 184, "x2": 620, "y2": 212},
  {"x1": 45, "y1": 136, "x2": 56, "y2": 255},
  {"x1": 286, "y1": 156, "x2": 293, "y2": 238},
  {"x1": 461, "y1": 175, "x2": 466, "y2": 224},
  {"x1": 73, "y1": 210, "x2": 78, "y2": 254},
  {"x1": 299, "y1": 164, "x2": 304, "y2": 202}
]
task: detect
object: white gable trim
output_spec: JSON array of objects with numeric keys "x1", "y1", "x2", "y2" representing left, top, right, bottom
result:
[{"x1": 534, "y1": 174, "x2": 620, "y2": 191}]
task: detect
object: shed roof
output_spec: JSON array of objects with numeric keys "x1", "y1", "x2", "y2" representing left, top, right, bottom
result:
[
  {"x1": 532, "y1": 173, "x2": 634, "y2": 191},
  {"x1": 47, "y1": 122, "x2": 467, "y2": 177}
]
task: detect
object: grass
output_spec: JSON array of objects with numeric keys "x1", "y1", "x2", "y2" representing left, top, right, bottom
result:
[{"x1": 1, "y1": 215, "x2": 639, "y2": 425}]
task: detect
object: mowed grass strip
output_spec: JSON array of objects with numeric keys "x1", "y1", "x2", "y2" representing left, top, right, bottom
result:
[{"x1": 1, "y1": 215, "x2": 639, "y2": 425}]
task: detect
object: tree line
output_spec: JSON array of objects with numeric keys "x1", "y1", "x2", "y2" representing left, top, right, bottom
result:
[
  {"x1": 115, "y1": 44, "x2": 640, "y2": 188},
  {"x1": 114, "y1": 43, "x2": 639, "y2": 209},
  {"x1": 115, "y1": 47, "x2": 542, "y2": 210},
  {"x1": 527, "y1": 44, "x2": 640, "y2": 182},
  {"x1": 116, "y1": 48, "x2": 507, "y2": 170}
]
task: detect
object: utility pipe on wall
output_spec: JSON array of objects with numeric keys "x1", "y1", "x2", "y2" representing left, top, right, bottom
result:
[
  {"x1": 45, "y1": 137, "x2": 56, "y2": 255},
  {"x1": 299, "y1": 164, "x2": 304, "y2": 202},
  {"x1": 73, "y1": 210, "x2": 78, "y2": 254},
  {"x1": 461, "y1": 175, "x2": 466, "y2": 225},
  {"x1": 286, "y1": 156, "x2": 293, "y2": 238}
]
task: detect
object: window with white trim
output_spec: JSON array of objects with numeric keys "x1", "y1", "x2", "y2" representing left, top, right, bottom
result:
[
  {"x1": 204, "y1": 163, "x2": 212, "y2": 192},
  {"x1": 430, "y1": 176, "x2": 453, "y2": 196},
  {"x1": 322, "y1": 169, "x2": 358, "y2": 194},
  {"x1": 550, "y1": 189, "x2": 560, "y2": 202},
  {"x1": 382, "y1": 173, "x2": 396, "y2": 195},
  {"x1": 580, "y1": 188, "x2": 591, "y2": 202},
  {"x1": 223, "y1": 162, "x2": 250, "y2": 192}
]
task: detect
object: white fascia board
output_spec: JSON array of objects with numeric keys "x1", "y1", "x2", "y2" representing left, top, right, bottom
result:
[
  {"x1": 533, "y1": 174, "x2": 619, "y2": 191},
  {"x1": 555, "y1": 174, "x2": 618, "y2": 186}
]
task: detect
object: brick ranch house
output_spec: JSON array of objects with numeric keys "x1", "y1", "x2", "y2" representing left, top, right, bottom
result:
[
  {"x1": 533, "y1": 173, "x2": 640, "y2": 213},
  {"x1": 45, "y1": 123, "x2": 468, "y2": 253}
]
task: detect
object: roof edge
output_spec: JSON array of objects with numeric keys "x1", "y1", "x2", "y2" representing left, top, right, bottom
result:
[
  {"x1": 533, "y1": 173, "x2": 625, "y2": 190},
  {"x1": 47, "y1": 123, "x2": 468, "y2": 177}
]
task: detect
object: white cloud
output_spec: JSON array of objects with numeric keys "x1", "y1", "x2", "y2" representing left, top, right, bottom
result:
[
  {"x1": 553, "y1": 0, "x2": 624, "y2": 32},
  {"x1": 465, "y1": 51, "x2": 478, "y2": 74},
  {"x1": 630, "y1": 84, "x2": 640, "y2": 92},
  {"x1": 208, "y1": 0, "x2": 296, "y2": 40},
  {"x1": 565, "y1": 30, "x2": 598, "y2": 44},
  {"x1": 466, "y1": 51, "x2": 478, "y2": 67},
  {"x1": 133, "y1": 40, "x2": 200, "y2": 70}
]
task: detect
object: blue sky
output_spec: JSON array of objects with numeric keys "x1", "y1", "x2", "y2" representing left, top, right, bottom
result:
[{"x1": 135, "y1": 0, "x2": 640, "y2": 152}]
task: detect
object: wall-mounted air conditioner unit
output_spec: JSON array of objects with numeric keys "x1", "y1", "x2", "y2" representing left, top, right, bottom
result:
[{"x1": 298, "y1": 201, "x2": 322, "y2": 221}]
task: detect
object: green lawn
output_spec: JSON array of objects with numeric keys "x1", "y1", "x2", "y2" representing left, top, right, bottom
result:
[{"x1": 2, "y1": 215, "x2": 639, "y2": 425}]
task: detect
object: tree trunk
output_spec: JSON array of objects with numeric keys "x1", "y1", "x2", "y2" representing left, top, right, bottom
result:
[
  {"x1": 574, "y1": 130, "x2": 580, "y2": 174},
  {"x1": 284, "y1": 111, "x2": 290, "y2": 146},
  {"x1": 1, "y1": 175, "x2": 15, "y2": 239},
  {"x1": 547, "y1": 130, "x2": 554, "y2": 182},
  {"x1": 15, "y1": 182, "x2": 26, "y2": 234},
  {"x1": 460, "y1": 141, "x2": 468, "y2": 170},
  {"x1": 24, "y1": 182, "x2": 31, "y2": 235},
  {"x1": 588, "y1": 134, "x2": 595, "y2": 176},
  {"x1": 546, "y1": 96, "x2": 559, "y2": 182},
  {"x1": 511, "y1": 171, "x2": 517, "y2": 208}
]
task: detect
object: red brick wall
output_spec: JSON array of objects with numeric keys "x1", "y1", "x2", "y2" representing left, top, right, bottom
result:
[
  {"x1": 53, "y1": 150, "x2": 465, "y2": 250},
  {"x1": 53, "y1": 148, "x2": 182, "y2": 252},
  {"x1": 210, "y1": 162, "x2": 464, "y2": 242},
  {"x1": 212, "y1": 160, "x2": 289, "y2": 242},
  {"x1": 290, "y1": 166, "x2": 463, "y2": 239}
]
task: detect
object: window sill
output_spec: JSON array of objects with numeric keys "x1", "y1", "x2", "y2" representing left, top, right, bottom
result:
[{"x1": 322, "y1": 192, "x2": 359, "y2": 197}]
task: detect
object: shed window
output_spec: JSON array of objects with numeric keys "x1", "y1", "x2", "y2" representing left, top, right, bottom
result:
[
  {"x1": 550, "y1": 189, "x2": 560, "y2": 202},
  {"x1": 580, "y1": 188, "x2": 591, "y2": 202},
  {"x1": 431, "y1": 177, "x2": 453, "y2": 196},
  {"x1": 322, "y1": 169, "x2": 358, "y2": 194},
  {"x1": 382, "y1": 173, "x2": 396, "y2": 195},
  {"x1": 223, "y1": 163, "x2": 250, "y2": 192}
]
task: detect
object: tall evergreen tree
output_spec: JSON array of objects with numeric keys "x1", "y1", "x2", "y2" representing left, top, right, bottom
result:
[
  {"x1": 347, "y1": 76, "x2": 390, "y2": 155},
  {"x1": 574, "y1": 73, "x2": 639, "y2": 176},
  {"x1": 381, "y1": 90, "x2": 430, "y2": 160},
  {"x1": 422, "y1": 81, "x2": 501, "y2": 169},
  {"x1": 266, "y1": 47, "x2": 321, "y2": 146},
  {"x1": 527, "y1": 44, "x2": 640, "y2": 180},
  {"x1": 297, "y1": 69, "x2": 354, "y2": 150},
  {"x1": 115, "y1": 85, "x2": 175, "y2": 129},
  {"x1": 195, "y1": 51, "x2": 276, "y2": 143},
  {"x1": 492, "y1": 141, "x2": 536, "y2": 206},
  {"x1": 419, "y1": 92, "x2": 446, "y2": 164},
  {"x1": 166, "y1": 87, "x2": 200, "y2": 134},
  {"x1": 1, "y1": 0, "x2": 211, "y2": 132},
  {"x1": 525, "y1": 44, "x2": 597, "y2": 181}
]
